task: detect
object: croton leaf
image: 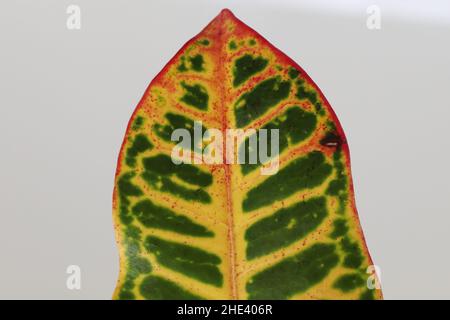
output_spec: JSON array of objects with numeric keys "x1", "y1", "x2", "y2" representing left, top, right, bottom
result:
[{"x1": 112, "y1": 9, "x2": 382, "y2": 300}]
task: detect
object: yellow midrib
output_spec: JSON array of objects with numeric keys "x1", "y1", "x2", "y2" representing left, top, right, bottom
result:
[{"x1": 220, "y1": 25, "x2": 239, "y2": 300}]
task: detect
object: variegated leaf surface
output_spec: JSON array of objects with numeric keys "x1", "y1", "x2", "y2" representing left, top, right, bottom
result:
[{"x1": 112, "y1": 9, "x2": 382, "y2": 300}]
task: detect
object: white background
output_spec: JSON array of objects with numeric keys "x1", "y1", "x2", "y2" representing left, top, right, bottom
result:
[{"x1": 1, "y1": 0, "x2": 449, "y2": 299}]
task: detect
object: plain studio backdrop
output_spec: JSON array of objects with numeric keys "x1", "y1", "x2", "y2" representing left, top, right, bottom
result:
[{"x1": 0, "y1": 0, "x2": 449, "y2": 299}]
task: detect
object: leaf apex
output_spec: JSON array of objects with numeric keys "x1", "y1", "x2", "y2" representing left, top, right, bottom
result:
[{"x1": 218, "y1": 8, "x2": 235, "y2": 18}]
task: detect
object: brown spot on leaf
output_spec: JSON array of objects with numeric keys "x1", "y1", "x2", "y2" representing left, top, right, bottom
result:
[{"x1": 320, "y1": 132, "x2": 345, "y2": 148}]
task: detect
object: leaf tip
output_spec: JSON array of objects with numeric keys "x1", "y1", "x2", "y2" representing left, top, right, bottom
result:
[{"x1": 218, "y1": 8, "x2": 236, "y2": 19}]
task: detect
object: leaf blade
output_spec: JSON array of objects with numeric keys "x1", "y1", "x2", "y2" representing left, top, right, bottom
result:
[{"x1": 112, "y1": 9, "x2": 382, "y2": 300}]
